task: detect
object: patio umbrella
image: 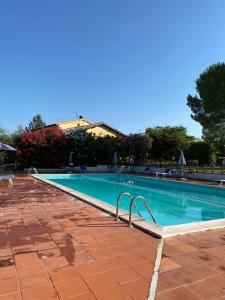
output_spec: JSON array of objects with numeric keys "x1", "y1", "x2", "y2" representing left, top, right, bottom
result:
[
  {"x1": 178, "y1": 150, "x2": 186, "y2": 177},
  {"x1": 0, "y1": 143, "x2": 17, "y2": 152},
  {"x1": 69, "y1": 152, "x2": 74, "y2": 166},
  {"x1": 112, "y1": 152, "x2": 118, "y2": 165}
]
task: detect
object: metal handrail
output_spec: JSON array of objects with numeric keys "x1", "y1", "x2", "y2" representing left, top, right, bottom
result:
[
  {"x1": 116, "y1": 192, "x2": 142, "y2": 221},
  {"x1": 129, "y1": 195, "x2": 156, "y2": 226},
  {"x1": 28, "y1": 167, "x2": 38, "y2": 176}
]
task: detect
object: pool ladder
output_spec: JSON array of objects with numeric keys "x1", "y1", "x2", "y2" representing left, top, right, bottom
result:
[
  {"x1": 28, "y1": 167, "x2": 38, "y2": 176},
  {"x1": 116, "y1": 192, "x2": 156, "y2": 226}
]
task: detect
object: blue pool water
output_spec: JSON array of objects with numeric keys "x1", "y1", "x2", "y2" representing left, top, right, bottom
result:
[{"x1": 39, "y1": 173, "x2": 225, "y2": 226}]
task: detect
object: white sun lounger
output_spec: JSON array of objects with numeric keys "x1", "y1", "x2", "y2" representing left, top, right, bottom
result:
[
  {"x1": 219, "y1": 179, "x2": 225, "y2": 186},
  {"x1": 0, "y1": 175, "x2": 15, "y2": 186}
]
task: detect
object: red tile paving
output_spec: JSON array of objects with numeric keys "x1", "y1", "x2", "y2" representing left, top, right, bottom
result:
[
  {"x1": 3, "y1": 175, "x2": 225, "y2": 299},
  {"x1": 156, "y1": 231, "x2": 225, "y2": 300},
  {"x1": 0, "y1": 176, "x2": 158, "y2": 299}
]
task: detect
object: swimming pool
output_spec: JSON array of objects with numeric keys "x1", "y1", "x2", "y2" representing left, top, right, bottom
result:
[{"x1": 38, "y1": 173, "x2": 225, "y2": 227}]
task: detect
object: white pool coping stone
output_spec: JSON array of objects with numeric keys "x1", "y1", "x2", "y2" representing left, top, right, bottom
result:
[{"x1": 32, "y1": 174, "x2": 225, "y2": 238}]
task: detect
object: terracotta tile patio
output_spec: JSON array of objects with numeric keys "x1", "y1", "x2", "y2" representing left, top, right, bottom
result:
[
  {"x1": 2, "y1": 175, "x2": 225, "y2": 299},
  {"x1": 156, "y1": 231, "x2": 225, "y2": 300},
  {"x1": 0, "y1": 176, "x2": 158, "y2": 299}
]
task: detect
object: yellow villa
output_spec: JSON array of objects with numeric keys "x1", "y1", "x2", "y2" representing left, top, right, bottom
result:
[{"x1": 44, "y1": 116, "x2": 125, "y2": 138}]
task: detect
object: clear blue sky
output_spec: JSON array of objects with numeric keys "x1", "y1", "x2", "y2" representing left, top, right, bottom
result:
[{"x1": 1, "y1": 0, "x2": 225, "y2": 137}]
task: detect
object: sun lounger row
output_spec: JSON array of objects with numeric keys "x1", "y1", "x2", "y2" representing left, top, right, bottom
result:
[{"x1": 135, "y1": 167, "x2": 177, "y2": 177}]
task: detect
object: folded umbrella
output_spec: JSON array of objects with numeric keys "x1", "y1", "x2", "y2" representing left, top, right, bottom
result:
[
  {"x1": 112, "y1": 152, "x2": 118, "y2": 165},
  {"x1": 178, "y1": 150, "x2": 186, "y2": 177}
]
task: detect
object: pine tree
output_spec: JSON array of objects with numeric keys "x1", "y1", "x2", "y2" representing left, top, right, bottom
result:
[{"x1": 25, "y1": 114, "x2": 46, "y2": 131}]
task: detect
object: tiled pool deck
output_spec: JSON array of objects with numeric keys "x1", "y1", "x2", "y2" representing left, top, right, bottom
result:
[
  {"x1": 1, "y1": 176, "x2": 225, "y2": 299},
  {"x1": 0, "y1": 176, "x2": 159, "y2": 300},
  {"x1": 156, "y1": 230, "x2": 225, "y2": 300}
]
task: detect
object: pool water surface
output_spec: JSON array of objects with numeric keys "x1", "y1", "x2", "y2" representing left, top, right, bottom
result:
[{"x1": 39, "y1": 173, "x2": 225, "y2": 226}]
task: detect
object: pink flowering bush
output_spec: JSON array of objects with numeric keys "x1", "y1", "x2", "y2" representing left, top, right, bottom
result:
[{"x1": 17, "y1": 127, "x2": 67, "y2": 167}]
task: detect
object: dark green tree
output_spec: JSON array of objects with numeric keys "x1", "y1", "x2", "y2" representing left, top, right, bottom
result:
[
  {"x1": 10, "y1": 125, "x2": 24, "y2": 144},
  {"x1": 0, "y1": 126, "x2": 11, "y2": 144},
  {"x1": 187, "y1": 63, "x2": 225, "y2": 143},
  {"x1": 65, "y1": 130, "x2": 121, "y2": 166},
  {"x1": 146, "y1": 126, "x2": 193, "y2": 162},
  {"x1": 25, "y1": 114, "x2": 46, "y2": 131},
  {"x1": 185, "y1": 141, "x2": 211, "y2": 164},
  {"x1": 121, "y1": 134, "x2": 152, "y2": 165},
  {"x1": 0, "y1": 126, "x2": 19, "y2": 166}
]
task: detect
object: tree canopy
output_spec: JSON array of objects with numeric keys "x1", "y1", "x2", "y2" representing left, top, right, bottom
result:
[
  {"x1": 25, "y1": 114, "x2": 46, "y2": 131},
  {"x1": 0, "y1": 127, "x2": 11, "y2": 144},
  {"x1": 121, "y1": 134, "x2": 152, "y2": 164},
  {"x1": 146, "y1": 126, "x2": 193, "y2": 161},
  {"x1": 185, "y1": 141, "x2": 211, "y2": 165},
  {"x1": 187, "y1": 63, "x2": 225, "y2": 142},
  {"x1": 17, "y1": 127, "x2": 67, "y2": 167},
  {"x1": 66, "y1": 130, "x2": 121, "y2": 166},
  {"x1": 0, "y1": 126, "x2": 22, "y2": 166}
]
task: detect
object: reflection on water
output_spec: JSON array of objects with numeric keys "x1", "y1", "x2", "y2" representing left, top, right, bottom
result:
[{"x1": 201, "y1": 208, "x2": 225, "y2": 221}]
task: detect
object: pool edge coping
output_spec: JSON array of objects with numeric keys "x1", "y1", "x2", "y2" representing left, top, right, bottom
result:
[
  {"x1": 148, "y1": 238, "x2": 164, "y2": 300},
  {"x1": 32, "y1": 174, "x2": 225, "y2": 238}
]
